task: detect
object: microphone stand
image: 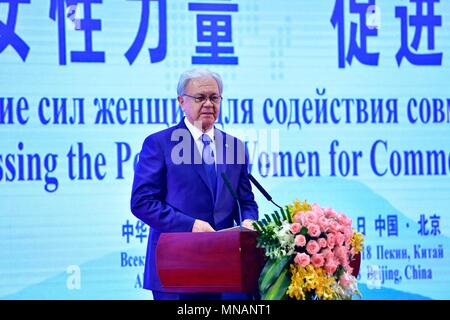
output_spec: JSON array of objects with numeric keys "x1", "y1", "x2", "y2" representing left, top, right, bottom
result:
[
  {"x1": 221, "y1": 172, "x2": 243, "y2": 231},
  {"x1": 248, "y1": 173, "x2": 283, "y2": 209}
]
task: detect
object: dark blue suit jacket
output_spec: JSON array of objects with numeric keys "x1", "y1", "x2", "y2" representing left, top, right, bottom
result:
[{"x1": 130, "y1": 119, "x2": 259, "y2": 291}]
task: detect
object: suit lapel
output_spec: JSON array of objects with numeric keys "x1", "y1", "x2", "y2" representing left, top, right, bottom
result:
[
  {"x1": 178, "y1": 119, "x2": 215, "y2": 202},
  {"x1": 214, "y1": 128, "x2": 227, "y2": 209}
]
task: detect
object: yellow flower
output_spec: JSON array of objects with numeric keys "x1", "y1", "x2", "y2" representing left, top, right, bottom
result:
[
  {"x1": 287, "y1": 199, "x2": 311, "y2": 219},
  {"x1": 314, "y1": 269, "x2": 335, "y2": 300},
  {"x1": 351, "y1": 230, "x2": 365, "y2": 254},
  {"x1": 287, "y1": 264, "x2": 336, "y2": 300},
  {"x1": 287, "y1": 264, "x2": 307, "y2": 300}
]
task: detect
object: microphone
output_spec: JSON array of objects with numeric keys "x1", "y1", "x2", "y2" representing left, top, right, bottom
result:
[
  {"x1": 221, "y1": 172, "x2": 243, "y2": 230},
  {"x1": 248, "y1": 173, "x2": 282, "y2": 210}
]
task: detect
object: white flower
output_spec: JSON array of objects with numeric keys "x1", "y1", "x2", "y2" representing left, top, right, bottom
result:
[{"x1": 264, "y1": 221, "x2": 296, "y2": 259}]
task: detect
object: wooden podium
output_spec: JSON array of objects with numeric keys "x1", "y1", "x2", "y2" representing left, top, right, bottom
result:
[
  {"x1": 156, "y1": 228, "x2": 361, "y2": 293},
  {"x1": 156, "y1": 228, "x2": 265, "y2": 292}
]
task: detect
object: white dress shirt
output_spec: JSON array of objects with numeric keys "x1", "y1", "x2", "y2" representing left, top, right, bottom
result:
[{"x1": 184, "y1": 117, "x2": 217, "y2": 169}]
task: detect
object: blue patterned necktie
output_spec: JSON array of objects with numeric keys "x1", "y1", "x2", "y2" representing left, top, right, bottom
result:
[{"x1": 201, "y1": 134, "x2": 217, "y2": 197}]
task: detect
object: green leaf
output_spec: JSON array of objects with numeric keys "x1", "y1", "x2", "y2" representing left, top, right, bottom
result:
[
  {"x1": 257, "y1": 221, "x2": 265, "y2": 230},
  {"x1": 300, "y1": 226, "x2": 308, "y2": 235},
  {"x1": 258, "y1": 255, "x2": 291, "y2": 294},
  {"x1": 280, "y1": 208, "x2": 287, "y2": 221},
  {"x1": 271, "y1": 213, "x2": 281, "y2": 226},
  {"x1": 253, "y1": 221, "x2": 262, "y2": 232},
  {"x1": 264, "y1": 214, "x2": 272, "y2": 223},
  {"x1": 334, "y1": 265, "x2": 345, "y2": 279},
  {"x1": 274, "y1": 211, "x2": 282, "y2": 222},
  {"x1": 285, "y1": 206, "x2": 292, "y2": 223},
  {"x1": 261, "y1": 267, "x2": 291, "y2": 300}
]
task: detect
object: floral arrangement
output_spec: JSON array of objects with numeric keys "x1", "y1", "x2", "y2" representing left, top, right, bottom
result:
[{"x1": 252, "y1": 199, "x2": 364, "y2": 300}]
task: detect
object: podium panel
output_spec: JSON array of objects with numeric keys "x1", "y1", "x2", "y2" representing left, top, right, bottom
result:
[
  {"x1": 156, "y1": 229, "x2": 265, "y2": 292},
  {"x1": 156, "y1": 229, "x2": 361, "y2": 293}
]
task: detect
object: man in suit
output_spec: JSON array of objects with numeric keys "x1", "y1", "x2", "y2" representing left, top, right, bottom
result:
[{"x1": 130, "y1": 68, "x2": 259, "y2": 300}]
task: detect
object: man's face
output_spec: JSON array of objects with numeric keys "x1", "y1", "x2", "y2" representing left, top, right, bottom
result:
[{"x1": 178, "y1": 76, "x2": 221, "y2": 131}]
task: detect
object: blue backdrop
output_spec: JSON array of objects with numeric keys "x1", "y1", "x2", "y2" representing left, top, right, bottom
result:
[{"x1": 1, "y1": 0, "x2": 449, "y2": 300}]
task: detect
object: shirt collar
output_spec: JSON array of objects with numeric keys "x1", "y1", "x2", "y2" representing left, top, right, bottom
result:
[{"x1": 184, "y1": 117, "x2": 215, "y2": 142}]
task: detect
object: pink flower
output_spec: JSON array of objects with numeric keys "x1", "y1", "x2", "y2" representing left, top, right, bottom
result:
[
  {"x1": 306, "y1": 240, "x2": 320, "y2": 255},
  {"x1": 307, "y1": 224, "x2": 321, "y2": 237},
  {"x1": 339, "y1": 272, "x2": 352, "y2": 287},
  {"x1": 293, "y1": 213, "x2": 302, "y2": 224},
  {"x1": 318, "y1": 237, "x2": 328, "y2": 248},
  {"x1": 329, "y1": 220, "x2": 341, "y2": 232},
  {"x1": 311, "y1": 203, "x2": 324, "y2": 217},
  {"x1": 321, "y1": 248, "x2": 330, "y2": 257},
  {"x1": 334, "y1": 245, "x2": 344, "y2": 257},
  {"x1": 344, "y1": 228, "x2": 354, "y2": 243},
  {"x1": 294, "y1": 253, "x2": 310, "y2": 267},
  {"x1": 290, "y1": 223, "x2": 301, "y2": 234},
  {"x1": 335, "y1": 232, "x2": 345, "y2": 247},
  {"x1": 337, "y1": 212, "x2": 352, "y2": 227},
  {"x1": 325, "y1": 261, "x2": 338, "y2": 274},
  {"x1": 304, "y1": 211, "x2": 318, "y2": 225},
  {"x1": 327, "y1": 233, "x2": 336, "y2": 248},
  {"x1": 318, "y1": 216, "x2": 329, "y2": 232},
  {"x1": 324, "y1": 251, "x2": 337, "y2": 265},
  {"x1": 334, "y1": 246, "x2": 349, "y2": 265},
  {"x1": 295, "y1": 234, "x2": 306, "y2": 247},
  {"x1": 341, "y1": 254, "x2": 349, "y2": 266},
  {"x1": 324, "y1": 208, "x2": 337, "y2": 219},
  {"x1": 311, "y1": 254, "x2": 325, "y2": 268},
  {"x1": 344, "y1": 242, "x2": 352, "y2": 252},
  {"x1": 345, "y1": 264, "x2": 354, "y2": 275}
]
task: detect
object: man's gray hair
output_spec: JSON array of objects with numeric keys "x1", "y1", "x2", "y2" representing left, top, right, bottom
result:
[{"x1": 177, "y1": 68, "x2": 223, "y2": 96}]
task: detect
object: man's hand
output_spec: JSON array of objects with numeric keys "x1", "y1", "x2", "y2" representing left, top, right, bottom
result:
[
  {"x1": 242, "y1": 219, "x2": 256, "y2": 230},
  {"x1": 192, "y1": 219, "x2": 215, "y2": 232}
]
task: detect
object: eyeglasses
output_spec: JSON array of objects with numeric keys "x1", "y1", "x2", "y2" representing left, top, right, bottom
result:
[{"x1": 183, "y1": 94, "x2": 222, "y2": 104}]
